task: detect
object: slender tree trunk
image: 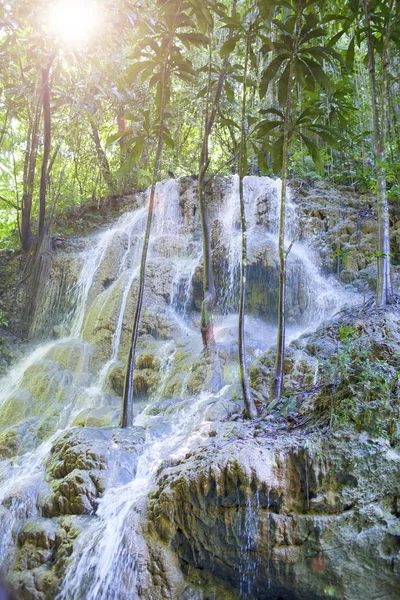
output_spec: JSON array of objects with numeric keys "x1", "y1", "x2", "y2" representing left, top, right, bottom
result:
[
  {"x1": 238, "y1": 23, "x2": 258, "y2": 419},
  {"x1": 363, "y1": 0, "x2": 393, "y2": 306},
  {"x1": 90, "y1": 119, "x2": 115, "y2": 194},
  {"x1": 117, "y1": 105, "x2": 127, "y2": 163},
  {"x1": 38, "y1": 58, "x2": 54, "y2": 242},
  {"x1": 271, "y1": 5, "x2": 302, "y2": 401},
  {"x1": 21, "y1": 101, "x2": 41, "y2": 251},
  {"x1": 121, "y1": 107, "x2": 167, "y2": 429},
  {"x1": 121, "y1": 7, "x2": 181, "y2": 427},
  {"x1": 199, "y1": 0, "x2": 236, "y2": 375}
]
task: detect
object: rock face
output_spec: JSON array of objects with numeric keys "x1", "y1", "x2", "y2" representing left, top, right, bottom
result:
[
  {"x1": 150, "y1": 421, "x2": 400, "y2": 600},
  {"x1": 1, "y1": 178, "x2": 400, "y2": 599}
]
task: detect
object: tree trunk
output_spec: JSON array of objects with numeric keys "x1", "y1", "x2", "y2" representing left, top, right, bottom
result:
[
  {"x1": 363, "y1": 0, "x2": 393, "y2": 306},
  {"x1": 90, "y1": 119, "x2": 115, "y2": 195},
  {"x1": 271, "y1": 5, "x2": 302, "y2": 401},
  {"x1": 21, "y1": 103, "x2": 41, "y2": 251},
  {"x1": 121, "y1": 4, "x2": 182, "y2": 427},
  {"x1": 238, "y1": 23, "x2": 258, "y2": 420},
  {"x1": 38, "y1": 58, "x2": 54, "y2": 242}
]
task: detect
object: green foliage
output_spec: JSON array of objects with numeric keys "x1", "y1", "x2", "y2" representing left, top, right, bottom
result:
[
  {"x1": 315, "y1": 324, "x2": 399, "y2": 437},
  {"x1": 0, "y1": 0, "x2": 399, "y2": 251}
]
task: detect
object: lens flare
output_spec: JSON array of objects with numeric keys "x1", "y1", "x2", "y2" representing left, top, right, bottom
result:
[{"x1": 48, "y1": 0, "x2": 100, "y2": 46}]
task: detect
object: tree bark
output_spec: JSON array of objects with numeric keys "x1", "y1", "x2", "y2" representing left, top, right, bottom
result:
[{"x1": 21, "y1": 101, "x2": 41, "y2": 252}]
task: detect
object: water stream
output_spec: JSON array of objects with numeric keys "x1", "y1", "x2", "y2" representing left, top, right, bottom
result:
[{"x1": 0, "y1": 177, "x2": 354, "y2": 597}]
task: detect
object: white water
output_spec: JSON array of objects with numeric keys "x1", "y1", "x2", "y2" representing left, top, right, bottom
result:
[{"x1": 0, "y1": 176, "x2": 355, "y2": 597}]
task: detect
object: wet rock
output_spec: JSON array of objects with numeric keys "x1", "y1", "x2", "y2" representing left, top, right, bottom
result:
[
  {"x1": 150, "y1": 426, "x2": 400, "y2": 600},
  {"x1": 11, "y1": 516, "x2": 88, "y2": 600},
  {"x1": 51, "y1": 469, "x2": 99, "y2": 515},
  {"x1": 42, "y1": 427, "x2": 145, "y2": 517},
  {"x1": 250, "y1": 346, "x2": 318, "y2": 407},
  {"x1": 108, "y1": 362, "x2": 125, "y2": 396}
]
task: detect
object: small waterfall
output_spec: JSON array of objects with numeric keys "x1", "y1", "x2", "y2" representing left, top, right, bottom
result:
[
  {"x1": 238, "y1": 492, "x2": 261, "y2": 599},
  {"x1": 216, "y1": 175, "x2": 346, "y2": 327},
  {"x1": 58, "y1": 392, "x2": 218, "y2": 600}
]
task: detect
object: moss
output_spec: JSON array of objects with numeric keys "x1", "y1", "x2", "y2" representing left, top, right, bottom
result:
[
  {"x1": 163, "y1": 376, "x2": 184, "y2": 399},
  {"x1": 0, "y1": 389, "x2": 32, "y2": 429},
  {"x1": 186, "y1": 362, "x2": 207, "y2": 395},
  {"x1": 71, "y1": 408, "x2": 118, "y2": 428},
  {"x1": 46, "y1": 340, "x2": 92, "y2": 372},
  {"x1": 136, "y1": 353, "x2": 159, "y2": 370},
  {"x1": 223, "y1": 363, "x2": 239, "y2": 385}
]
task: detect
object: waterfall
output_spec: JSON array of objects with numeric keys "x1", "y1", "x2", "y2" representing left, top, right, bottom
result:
[{"x1": 0, "y1": 177, "x2": 355, "y2": 598}]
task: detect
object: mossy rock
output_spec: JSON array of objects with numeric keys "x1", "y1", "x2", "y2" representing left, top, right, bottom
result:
[
  {"x1": 223, "y1": 363, "x2": 239, "y2": 385},
  {"x1": 136, "y1": 353, "x2": 159, "y2": 370},
  {"x1": 46, "y1": 340, "x2": 93, "y2": 373},
  {"x1": 0, "y1": 419, "x2": 38, "y2": 458},
  {"x1": 71, "y1": 407, "x2": 118, "y2": 428},
  {"x1": 108, "y1": 363, "x2": 125, "y2": 396},
  {"x1": 0, "y1": 389, "x2": 33, "y2": 429},
  {"x1": 162, "y1": 375, "x2": 185, "y2": 399},
  {"x1": 18, "y1": 518, "x2": 58, "y2": 550}
]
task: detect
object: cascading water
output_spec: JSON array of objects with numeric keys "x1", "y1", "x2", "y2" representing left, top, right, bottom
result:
[{"x1": 0, "y1": 176, "x2": 354, "y2": 598}]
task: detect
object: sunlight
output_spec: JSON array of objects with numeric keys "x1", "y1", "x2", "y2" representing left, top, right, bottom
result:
[{"x1": 47, "y1": 0, "x2": 100, "y2": 46}]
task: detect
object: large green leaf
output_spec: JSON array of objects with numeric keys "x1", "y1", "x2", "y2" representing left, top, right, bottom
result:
[
  {"x1": 260, "y1": 55, "x2": 289, "y2": 98},
  {"x1": 220, "y1": 34, "x2": 241, "y2": 58}
]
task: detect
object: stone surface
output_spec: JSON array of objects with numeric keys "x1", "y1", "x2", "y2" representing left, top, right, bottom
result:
[{"x1": 150, "y1": 421, "x2": 400, "y2": 600}]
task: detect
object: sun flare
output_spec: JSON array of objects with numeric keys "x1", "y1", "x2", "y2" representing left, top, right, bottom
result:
[{"x1": 47, "y1": 0, "x2": 100, "y2": 46}]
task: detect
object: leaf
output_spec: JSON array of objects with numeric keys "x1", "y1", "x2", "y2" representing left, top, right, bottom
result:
[
  {"x1": 176, "y1": 32, "x2": 209, "y2": 49},
  {"x1": 162, "y1": 130, "x2": 175, "y2": 149},
  {"x1": 220, "y1": 35, "x2": 240, "y2": 58},
  {"x1": 127, "y1": 60, "x2": 156, "y2": 79},
  {"x1": 196, "y1": 86, "x2": 208, "y2": 99},
  {"x1": 255, "y1": 119, "x2": 283, "y2": 136},
  {"x1": 346, "y1": 37, "x2": 355, "y2": 71},
  {"x1": 224, "y1": 80, "x2": 235, "y2": 104},
  {"x1": 301, "y1": 57, "x2": 330, "y2": 91},
  {"x1": 221, "y1": 117, "x2": 240, "y2": 129},
  {"x1": 251, "y1": 142, "x2": 269, "y2": 172},
  {"x1": 260, "y1": 107, "x2": 285, "y2": 118},
  {"x1": 219, "y1": 16, "x2": 243, "y2": 30},
  {"x1": 278, "y1": 62, "x2": 291, "y2": 106},
  {"x1": 260, "y1": 55, "x2": 288, "y2": 98},
  {"x1": 301, "y1": 133, "x2": 324, "y2": 174},
  {"x1": 124, "y1": 112, "x2": 143, "y2": 122},
  {"x1": 106, "y1": 131, "x2": 127, "y2": 146}
]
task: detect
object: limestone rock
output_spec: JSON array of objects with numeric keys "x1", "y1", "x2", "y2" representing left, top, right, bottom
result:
[{"x1": 150, "y1": 424, "x2": 400, "y2": 600}]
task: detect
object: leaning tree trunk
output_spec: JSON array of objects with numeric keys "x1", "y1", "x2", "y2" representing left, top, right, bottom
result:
[
  {"x1": 120, "y1": 8, "x2": 180, "y2": 427},
  {"x1": 238, "y1": 23, "x2": 258, "y2": 420},
  {"x1": 363, "y1": 0, "x2": 393, "y2": 307}
]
